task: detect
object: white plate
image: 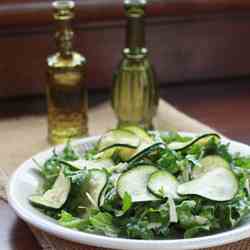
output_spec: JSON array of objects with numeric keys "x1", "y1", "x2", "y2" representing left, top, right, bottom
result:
[{"x1": 7, "y1": 133, "x2": 250, "y2": 250}]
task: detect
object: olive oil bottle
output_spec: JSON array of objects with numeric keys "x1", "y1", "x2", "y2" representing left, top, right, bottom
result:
[
  {"x1": 111, "y1": 0, "x2": 159, "y2": 129},
  {"x1": 47, "y1": 0, "x2": 88, "y2": 144}
]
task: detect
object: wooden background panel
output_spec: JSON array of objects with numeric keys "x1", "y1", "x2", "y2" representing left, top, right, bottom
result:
[
  {"x1": 149, "y1": 16, "x2": 250, "y2": 83},
  {"x1": 1, "y1": 14, "x2": 250, "y2": 97},
  {"x1": 1, "y1": 0, "x2": 250, "y2": 28}
]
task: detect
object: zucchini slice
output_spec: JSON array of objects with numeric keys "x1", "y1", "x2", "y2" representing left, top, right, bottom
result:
[
  {"x1": 168, "y1": 133, "x2": 220, "y2": 151},
  {"x1": 177, "y1": 168, "x2": 238, "y2": 201},
  {"x1": 117, "y1": 165, "x2": 159, "y2": 202},
  {"x1": 89, "y1": 169, "x2": 108, "y2": 207},
  {"x1": 97, "y1": 129, "x2": 140, "y2": 152},
  {"x1": 192, "y1": 155, "x2": 230, "y2": 179},
  {"x1": 95, "y1": 144, "x2": 137, "y2": 161},
  {"x1": 29, "y1": 169, "x2": 71, "y2": 209},
  {"x1": 118, "y1": 147, "x2": 138, "y2": 161},
  {"x1": 98, "y1": 172, "x2": 121, "y2": 208},
  {"x1": 86, "y1": 169, "x2": 108, "y2": 208},
  {"x1": 94, "y1": 147, "x2": 117, "y2": 159},
  {"x1": 59, "y1": 159, "x2": 114, "y2": 171},
  {"x1": 122, "y1": 126, "x2": 153, "y2": 143},
  {"x1": 147, "y1": 170, "x2": 179, "y2": 199},
  {"x1": 127, "y1": 142, "x2": 165, "y2": 166}
]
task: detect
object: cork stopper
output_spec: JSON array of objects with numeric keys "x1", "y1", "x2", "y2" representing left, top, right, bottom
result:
[{"x1": 53, "y1": 0, "x2": 75, "y2": 21}]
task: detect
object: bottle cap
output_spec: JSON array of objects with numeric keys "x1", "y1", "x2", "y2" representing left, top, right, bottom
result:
[
  {"x1": 124, "y1": 0, "x2": 146, "y2": 17},
  {"x1": 53, "y1": 0, "x2": 75, "y2": 20}
]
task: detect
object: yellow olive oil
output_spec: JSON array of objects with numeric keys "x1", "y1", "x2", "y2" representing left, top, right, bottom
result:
[{"x1": 47, "y1": 1, "x2": 88, "y2": 144}]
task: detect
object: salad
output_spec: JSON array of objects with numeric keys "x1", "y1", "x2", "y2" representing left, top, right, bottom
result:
[{"x1": 29, "y1": 126, "x2": 250, "y2": 239}]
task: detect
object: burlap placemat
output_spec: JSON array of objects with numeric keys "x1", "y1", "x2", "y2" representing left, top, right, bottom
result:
[{"x1": 1, "y1": 99, "x2": 249, "y2": 250}]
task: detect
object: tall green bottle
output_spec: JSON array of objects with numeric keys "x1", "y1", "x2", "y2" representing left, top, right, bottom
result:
[{"x1": 111, "y1": 0, "x2": 159, "y2": 129}]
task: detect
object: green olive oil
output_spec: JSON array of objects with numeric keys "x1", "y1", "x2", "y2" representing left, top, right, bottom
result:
[{"x1": 112, "y1": 0, "x2": 159, "y2": 129}]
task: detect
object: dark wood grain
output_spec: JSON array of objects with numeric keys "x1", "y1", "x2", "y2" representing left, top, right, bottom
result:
[{"x1": 1, "y1": 79, "x2": 250, "y2": 250}]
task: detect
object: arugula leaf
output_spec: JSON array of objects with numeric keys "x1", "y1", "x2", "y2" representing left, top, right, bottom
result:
[
  {"x1": 203, "y1": 138, "x2": 232, "y2": 162},
  {"x1": 61, "y1": 141, "x2": 79, "y2": 161},
  {"x1": 234, "y1": 155, "x2": 250, "y2": 169},
  {"x1": 64, "y1": 168, "x2": 90, "y2": 186},
  {"x1": 126, "y1": 219, "x2": 155, "y2": 239},
  {"x1": 161, "y1": 132, "x2": 192, "y2": 144},
  {"x1": 184, "y1": 225, "x2": 210, "y2": 238},
  {"x1": 176, "y1": 200, "x2": 220, "y2": 238},
  {"x1": 84, "y1": 147, "x2": 98, "y2": 160},
  {"x1": 177, "y1": 200, "x2": 197, "y2": 228},
  {"x1": 122, "y1": 192, "x2": 132, "y2": 213},
  {"x1": 124, "y1": 202, "x2": 173, "y2": 239},
  {"x1": 62, "y1": 168, "x2": 91, "y2": 214},
  {"x1": 59, "y1": 210, "x2": 119, "y2": 237},
  {"x1": 59, "y1": 211, "x2": 86, "y2": 229},
  {"x1": 39, "y1": 142, "x2": 79, "y2": 191},
  {"x1": 89, "y1": 212, "x2": 119, "y2": 237},
  {"x1": 158, "y1": 149, "x2": 180, "y2": 174},
  {"x1": 40, "y1": 156, "x2": 61, "y2": 191},
  {"x1": 115, "y1": 192, "x2": 132, "y2": 217}
]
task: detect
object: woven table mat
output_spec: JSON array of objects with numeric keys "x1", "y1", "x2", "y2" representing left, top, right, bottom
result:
[{"x1": 1, "y1": 99, "x2": 249, "y2": 250}]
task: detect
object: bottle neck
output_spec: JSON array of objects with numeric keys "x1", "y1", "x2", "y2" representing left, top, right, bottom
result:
[
  {"x1": 126, "y1": 14, "x2": 145, "y2": 55},
  {"x1": 55, "y1": 19, "x2": 74, "y2": 58}
]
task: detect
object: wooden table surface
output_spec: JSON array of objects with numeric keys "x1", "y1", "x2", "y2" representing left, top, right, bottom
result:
[{"x1": 1, "y1": 79, "x2": 250, "y2": 250}]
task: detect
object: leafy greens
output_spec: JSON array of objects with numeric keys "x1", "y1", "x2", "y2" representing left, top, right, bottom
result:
[{"x1": 30, "y1": 130, "x2": 250, "y2": 240}]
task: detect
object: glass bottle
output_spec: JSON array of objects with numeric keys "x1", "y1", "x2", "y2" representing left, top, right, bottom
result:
[
  {"x1": 47, "y1": 0, "x2": 88, "y2": 144},
  {"x1": 111, "y1": 0, "x2": 159, "y2": 129}
]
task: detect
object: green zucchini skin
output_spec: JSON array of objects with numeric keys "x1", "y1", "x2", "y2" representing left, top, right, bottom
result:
[
  {"x1": 127, "y1": 142, "x2": 165, "y2": 166},
  {"x1": 122, "y1": 125, "x2": 153, "y2": 143},
  {"x1": 97, "y1": 129, "x2": 140, "y2": 152},
  {"x1": 98, "y1": 143, "x2": 137, "y2": 153},
  {"x1": 95, "y1": 144, "x2": 137, "y2": 160},
  {"x1": 96, "y1": 129, "x2": 142, "y2": 160},
  {"x1": 168, "y1": 133, "x2": 220, "y2": 151},
  {"x1": 87, "y1": 169, "x2": 108, "y2": 208},
  {"x1": 58, "y1": 159, "x2": 115, "y2": 172}
]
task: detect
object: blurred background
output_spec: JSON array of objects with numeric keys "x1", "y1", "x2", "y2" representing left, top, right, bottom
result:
[
  {"x1": 1, "y1": 0, "x2": 250, "y2": 96},
  {"x1": 1, "y1": 0, "x2": 250, "y2": 138}
]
